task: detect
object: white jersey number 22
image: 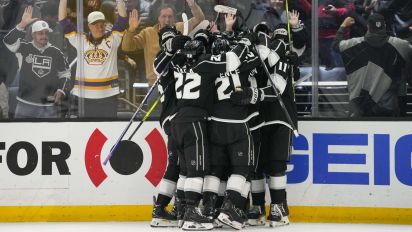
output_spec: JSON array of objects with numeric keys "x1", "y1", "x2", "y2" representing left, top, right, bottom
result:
[{"x1": 175, "y1": 72, "x2": 201, "y2": 99}]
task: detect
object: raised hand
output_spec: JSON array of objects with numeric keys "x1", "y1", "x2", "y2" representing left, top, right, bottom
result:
[
  {"x1": 19, "y1": 6, "x2": 37, "y2": 28},
  {"x1": 289, "y1": 10, "x2": 300, "y2": 27},
  {"x1": 128, "y1": 9, "x2": 140, "y2": 32},
  {"x1": 340, "y1": 17, "x2": 355, "y2": 28},
  {"x1": 224, "y1": 13, "x2": 236, "y2": 31},
  {"x1": 186, "y1": 0, "x2": 195, "y2": 7}
]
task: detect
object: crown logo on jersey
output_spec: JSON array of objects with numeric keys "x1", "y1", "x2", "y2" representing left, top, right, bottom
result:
[{"x1": 84, "y1": 48, "x2": 108, "y2": 65}]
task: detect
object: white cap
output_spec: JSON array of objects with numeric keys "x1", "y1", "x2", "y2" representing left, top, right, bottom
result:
[
  {"x1": 31, "y1": 20, "x2": 53, "y2": 33},
  {"x1": 88, "y1": 11, "x2": 106, "y2": 24}
]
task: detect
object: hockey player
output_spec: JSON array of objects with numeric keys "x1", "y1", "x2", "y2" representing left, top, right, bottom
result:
[
  {"x1": 201, "y1": 34, "x2": 263, "y2": 230},
  {"x1": 3, "y1": 6, "x2": 71, "y2": 118},
  {"x1": 150, "y1": 26, "x2": 191, "y2": 227},
  {"x1": 155, "y1": 28, "x2": 256, "y2": 230},
  {"x1": 231, "y1": 10, "x2": 307, "y2": 227}
]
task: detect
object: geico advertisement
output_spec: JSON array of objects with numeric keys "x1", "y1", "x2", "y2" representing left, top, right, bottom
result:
[{"x1": 0, "y1": 121, "x2": 411, "y2": 208}]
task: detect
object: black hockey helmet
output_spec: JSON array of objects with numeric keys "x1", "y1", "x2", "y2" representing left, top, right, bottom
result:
[
  {"x1": 182, "y1": 39, "x2": 205, "y2": 60},
  {"x1": 253, "y1": 21, "x2": 270, "y2": 35},
  {"x1": 273, "y1": 23, "x2": 288, "y2": 41},
  {"x1": 211, "y1": 37, "x2": 229, "y2": 55}
]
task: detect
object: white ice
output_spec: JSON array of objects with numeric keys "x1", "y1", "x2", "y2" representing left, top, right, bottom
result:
[{"x1": 0, "y1": 222, "x2": 411, "y2": 232}]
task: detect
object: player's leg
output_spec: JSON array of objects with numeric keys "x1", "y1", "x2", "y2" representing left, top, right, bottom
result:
[
  {"x1": 151, "y1": 135, "x2": 179, "y2": 227},
  {"x1": 181, "y1": 121, "x2": 214, "y2": 231},
  {"x1": 265, "y1": 125, "x2": 292, "y2": 227},
  {"x1": 248, "y1": 128, "x2": 266, "y2": 226},
  {"x1": 217, "y1": 123, "x2": 252, "y2": 230}
]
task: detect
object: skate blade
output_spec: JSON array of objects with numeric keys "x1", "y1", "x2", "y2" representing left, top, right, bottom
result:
[
  {"x1": 247, "y1": 217, "x2": 266, "y2": 226},
  {"x1": 213, "y1": 219, "x2": 223, "y2": 228},
  {"x1": 269, "y1": 218, "x2": 290, "y2": 227},
  {"x1": 182, "y1": 221, "x2": 213, "y2": 231},
  {"x1": 150, "y1": 218, "x2": 178, "y2": 227},
  {"x1": 217, "y1": 213, "x2": 242, "y2": 230}
]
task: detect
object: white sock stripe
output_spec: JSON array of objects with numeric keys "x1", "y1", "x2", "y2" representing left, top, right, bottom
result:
[
  {"x1": 203, "y1": 175, "x2": 220, "y2": 193},
  {"x1": 184, "y1": 177, "x2": 204, "y2": 194},
  {"x1": 158, "y1": 179, "x2": 177, "y2": 198},
  {"x1": 251, "y1": 179, "x2": 266, "y2": 193},
  {"x1": 177, "y1": 176, "x2": 187, "y2": 191},
  {"x1": 241, "y1": 181, "x2": 251, "y2": 198},
  {"x1": 226, "y1": 174, "x2": 246, "y2": 193},
  {"x1": 218, "y1": 181, "x2": 227, "y2": 196},
  {"x1": 269, "y1": 176, "x2": 287, "y2": 190}
]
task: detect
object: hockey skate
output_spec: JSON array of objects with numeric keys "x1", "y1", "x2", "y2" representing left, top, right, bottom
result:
[
  {"x1": 202, "y1": 194, "x2": 223, "y2": 228},
  {"x1": 182, "y1": 205, "x2": 214, "y2": 231},
  {"x1": 268, "y1": 201, "x2": 289, "y2": 227},
  {"x1": 172, "y1": 197, "x2": 185, "y2": 228},
  {"x1": 247, "y1": 205, "x2": 266, "y2": 226},
  {"x1": 217, "y1": 198, "x2": 245, "y2": 230},
  {"x1": 150, "y1": 197, "x2": 178, "y2": 227}
]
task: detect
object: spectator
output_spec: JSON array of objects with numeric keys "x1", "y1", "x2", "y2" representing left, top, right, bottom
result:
[
  {"x1": 319, "y1": 0, "x2": 355, "y2": 70},
  {"x1": 0, "y1": 68, "x2": 8, "y2": 119},
  {"x1": 333, "y1": 14, "x2": 412, "y2": 117},
  {"x1": 262, "y1": 0, "x2": 287, "y2": 31},
  {"x1": 58, "y1": 0, "x2": 127, "y2": 118},
  {"x1": 121, "y1": 0, "x2": 205, "y2": 86},
  {"x1": 3, "y1": 6, "x2": 71, "y2": 119}
]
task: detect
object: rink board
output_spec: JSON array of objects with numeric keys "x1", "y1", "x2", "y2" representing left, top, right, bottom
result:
[{"x1": 0, "y1": 121, "x2": 411, "y2": 224}]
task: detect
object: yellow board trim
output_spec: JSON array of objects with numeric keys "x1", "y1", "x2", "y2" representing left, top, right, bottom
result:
[{"x1": 0, "y1": 205, "x2": 412, "y2": 224}]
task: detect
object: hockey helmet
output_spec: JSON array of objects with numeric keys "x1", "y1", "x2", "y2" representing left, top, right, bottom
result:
[
  {"x1": 253, "y1": 22, "x2": 270, "y2": 35},
  {"x1": 211, "y1": 37, "x2": 230, "y2": 55},
  {"x1": 273, "y1": 23, "x2": 288, "y2": 41},
  {"x1": 182, "y1": 39, "x2": 205, "y2": 60}
]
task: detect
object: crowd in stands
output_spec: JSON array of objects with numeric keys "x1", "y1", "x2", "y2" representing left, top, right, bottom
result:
[{"x1": 0, "y1": 0, "x2": 411, "y2": 119}]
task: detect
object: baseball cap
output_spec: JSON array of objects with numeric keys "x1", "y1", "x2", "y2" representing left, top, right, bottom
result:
[
  {"x1": 367, "y1": 14, "x2": 386, "y2": 32},
  {"x1": 31, "y1": 20, "x2": 53, "y2": 33},
  {"x1": 88, "y1": 11, "x2": 105, "y2": 24}
]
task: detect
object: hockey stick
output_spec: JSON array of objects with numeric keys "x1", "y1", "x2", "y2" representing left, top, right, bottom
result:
[
  {"x1": 182, "y1": 12, "x2": 189, "y2": 36},
  {"x1": 213, "y1": 5, "x2": 238, "y2": 31},
  {"x1": 127, "y1": 94, "x2": 162, "y2": 140},
  {"x1": 253, "y1": 45, "x2": 299, "y2": 137},
  {"x1": 214, "y1": 5, "x2": 237, "y2": 15},
  {"x1": 69, "y1": 57, "x2": 77, "y2": 69},
  {"x1": 103, "y1": 53, "x2": 177, "y2": 165}
]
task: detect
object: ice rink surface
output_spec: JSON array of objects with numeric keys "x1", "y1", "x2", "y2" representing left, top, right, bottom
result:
[{"x1": 0, "y1": 222, "x2": 411, "y2": 232}]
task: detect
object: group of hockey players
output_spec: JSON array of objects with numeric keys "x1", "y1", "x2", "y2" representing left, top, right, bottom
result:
[{"x1": 149, "y1": 8, "x2": 307, "y2": 231}]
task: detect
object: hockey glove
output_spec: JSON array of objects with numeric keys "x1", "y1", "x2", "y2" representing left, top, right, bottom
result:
[
  {"x1": 285, "y1": 51, "x2": 299, "y2": 66},
  {"x1": 171, "y1": 35, "x2": 191, "y2": 53},
  {"x1": 230, "y1": 87, "x2": 263, "y2": 105}
]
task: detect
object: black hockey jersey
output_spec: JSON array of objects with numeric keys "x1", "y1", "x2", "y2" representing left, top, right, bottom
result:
[
  {"x1": 211, "y1": 50, "x2": 261, "y2": 122},
  {"x1": 166, "y1": 44, "x2": 249, "y2": 123},
  {"x1": 153, "y1": 51, "x2": 179, "y2": 132},
  {"x1": 3, "y1": 26, "x2": 70, "y2": 105},
  {"x1": 258, "y1": 39, "x2": 298, "y2": 129}
]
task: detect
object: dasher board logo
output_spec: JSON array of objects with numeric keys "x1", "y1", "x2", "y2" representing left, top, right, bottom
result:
[{"x1": 26, "y1": 54, "x2": 52, "y2": 78}]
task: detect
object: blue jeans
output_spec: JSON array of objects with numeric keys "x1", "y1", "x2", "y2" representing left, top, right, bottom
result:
[{"x1": 15, "y1": 101, "x2": 59, "y2": 119}]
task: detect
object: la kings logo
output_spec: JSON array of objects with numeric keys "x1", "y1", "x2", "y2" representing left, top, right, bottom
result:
[
  {"x1": 0, "y1": 0, "x2": 10, "y2": 7},
  {"x1": 26, "y1": 54, "x2": 52, "y2": 78}
]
